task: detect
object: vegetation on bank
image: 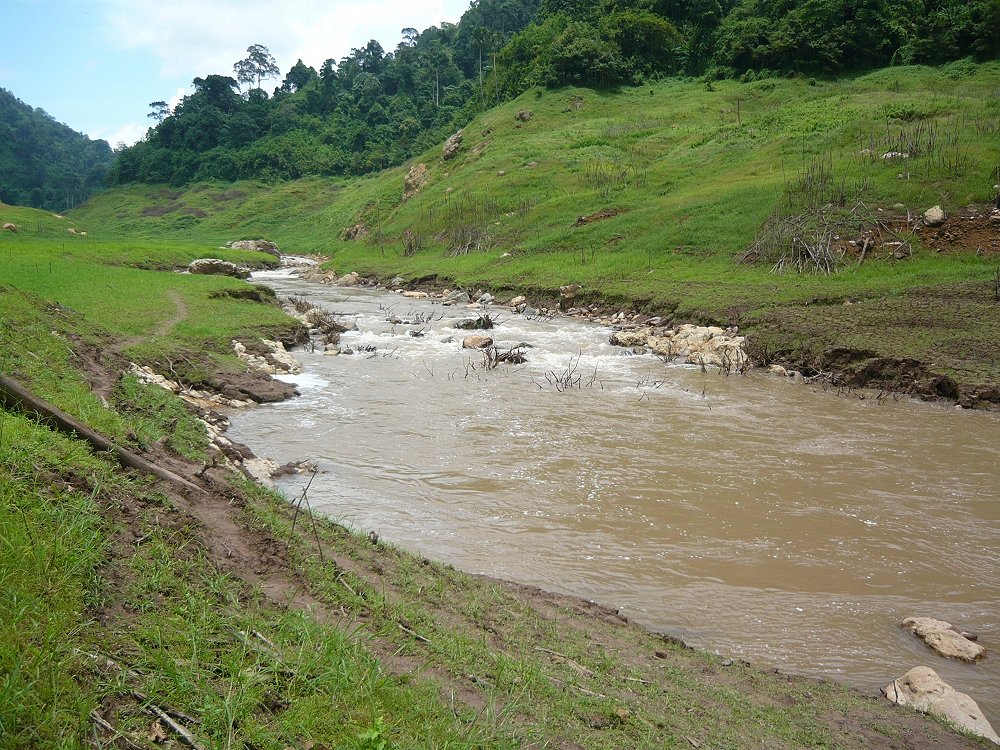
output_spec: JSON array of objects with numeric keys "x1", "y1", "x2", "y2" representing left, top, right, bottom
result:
[
  {"x1": 0, "y1": 87, "x2": 115, "y2": 211},
  {"x1": 0, "y1": 251, "x2": 990, "y2": 748},
  {"x1": 71, "y1": 62, "x2": 1000, "y2": 401}
]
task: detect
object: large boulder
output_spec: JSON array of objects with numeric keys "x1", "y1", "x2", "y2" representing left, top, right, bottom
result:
[
  {"x1": 443, "y1": 290, "x2": 471, "y2": 305},
  {"x1": 232, "y1": 339, "x2": 302, "y2": 376},
  {"x1": 923, "y1": 205, "x2": 946, "y2": 227},
  {"x1": 335, "y1": 271, "x2": 360, "y2": 287},
  {"x1": 443, "y1": 131, "x2": 463, "y2": 160},
  {"x1": 610, "y1": 330, "x2": 651, "y2": 348},
  {"x1": 226, "y1": 239, "x2": 280, "y2": 257},
  {"x1": 188, "y1": 258, "x2": 249, "y2": 279},
  {"x1": 883, "y1": 666, "x2": 999, "y2": 744},
  {"x1": 515, "y1": 109, "x2": 534, "y2": 122},
  {"x1": 902, "y1": 617, "x2": 986, "y2": 662},
  {"x1": 403, "y1": 163, "x2": 428, "y2": 200}
]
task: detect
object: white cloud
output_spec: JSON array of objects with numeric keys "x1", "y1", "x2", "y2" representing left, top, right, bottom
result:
[
  {"x1": 97, "y1": 0, "x2": 470, "y2": 86},
  {"x1": 89, "y1": 121, "x2": 149, "y2": 148}
]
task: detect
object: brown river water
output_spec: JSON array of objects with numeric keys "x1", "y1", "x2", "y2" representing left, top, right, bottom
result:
[{"x1": 230, "y1": 267, "x2": 1000, "y2": 721}]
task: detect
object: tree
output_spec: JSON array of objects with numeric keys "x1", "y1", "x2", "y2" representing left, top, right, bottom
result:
[
  {"x1": 280, "y1": 59, "x2": 318, "y2": 93},
  {"x1": 147, "y1": 100, "x2": 170, "y2": 123},
  {"x1": 234, "y1": 44, "x2": 280, "y2": 92}
]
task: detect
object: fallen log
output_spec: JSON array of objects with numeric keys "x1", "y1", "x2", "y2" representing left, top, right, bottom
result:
[{"x1": 0, "y1": 374, "x2": 203, "y2": 493}]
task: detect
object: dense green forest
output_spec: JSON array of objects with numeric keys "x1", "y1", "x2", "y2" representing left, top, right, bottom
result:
[
  {"x1": 0, "y1": 88, "x2": 114, "y2": 211},
  {"x1": 106, "y1": 0, "x2": 998, "y2": 187}
]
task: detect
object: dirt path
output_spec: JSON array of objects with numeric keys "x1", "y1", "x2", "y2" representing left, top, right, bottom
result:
[{"x1": 153, "y1": 289, "x2": 188, "y2": 338}]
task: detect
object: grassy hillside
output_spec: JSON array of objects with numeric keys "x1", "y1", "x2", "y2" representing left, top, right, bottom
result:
[{"x1": 72, "y1": 61, "x2": 1000, "y2": 402}]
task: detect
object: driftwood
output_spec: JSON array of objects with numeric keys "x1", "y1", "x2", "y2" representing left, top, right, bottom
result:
[{"x1": 0, "y1": 374, "x2": 202, "y2": 493}]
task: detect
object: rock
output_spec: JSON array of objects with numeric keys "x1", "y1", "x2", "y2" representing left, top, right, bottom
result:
[
  {"x1": 515, "y1": 109, "x2": 534, "y2": 122},
  {"x1": 497, "y1": 170, "x2": 506, "y2": 177},
  {"x1": 476, "y1": 292, "x2": 494, "y2": 305},
  {"x1": 400, "y1": 290, "x2": 429, "y2": 299},
  {"x1": 768, "y1": 364, "x2": 789, "y2": 377},
  {"x1": 462, "y1": 335, "x2": 493, "y2": 349},
  {"x1": 902, "y1": 617, "x2": 986, "y2": 662},
  {"x1": 232, "y1": 339, "x2": 302, "y2": 375},
  {"x1": 559, "y1": 283, "x2": 582, "y2": 311},
  {"x1": 390, "y1": 276, "x2": 406, "y2": 288},
  {"x1": 923, "y1": 205, "x2": 946, "y2": 227},
  {"x1": 883, "y1": 666, "x2": 999, "y2": 744},
  {"x1": 335, "y1": 271, "x2": 360, "y2": 286},
  {"x1": 444, "y1": 290, "x2": 471, "y2": 305},
  {"x1": 343, "y1": 223, "x2": 367, "y2": 241},
  {"x1": 510, "y1": 295, "x2": 526, "y2": 307},
  {"x1": 610, "y1": 330, "x2": 650, "y2": 348},
  {"x1": 226, "y1": 239, "x2": 280, "y2": 257},
  {"x1": 188, "y1": 258, "x2": 249, "y2": 279},
  {"x1": 2, "y1": 222, "x2": 16, "y2": 232},
  {"x1": 443, "y1": 130, "x2": 463, "y2": 160},
  {"x1": 403, "y1": 163, "x2": 428, "y2": 200}
]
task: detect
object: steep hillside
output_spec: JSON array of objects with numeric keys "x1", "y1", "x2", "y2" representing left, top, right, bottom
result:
[
  {"x1": 0, "y1": 88, "x2": 115, "y2": 211},
  {"x1": 72, "y1": 61, "x2": 1000, "y2": 404}
]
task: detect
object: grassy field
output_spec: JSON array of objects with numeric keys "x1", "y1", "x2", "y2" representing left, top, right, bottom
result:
[{"x1": 67, "y1": 61, "x2": 1000, "y2": 402}]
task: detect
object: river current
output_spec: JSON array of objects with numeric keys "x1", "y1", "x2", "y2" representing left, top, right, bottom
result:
[{"x1": 230, "y1": 267, "x2": 1000, "y2": 721}]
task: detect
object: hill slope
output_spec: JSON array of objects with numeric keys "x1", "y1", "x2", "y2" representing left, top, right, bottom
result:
[
  {"x1": 72, "y1": 61, "x2": 1000, "y2": 404},
  {"x1": 0, "y1": 87, "x2": 115, "y2": 211}
]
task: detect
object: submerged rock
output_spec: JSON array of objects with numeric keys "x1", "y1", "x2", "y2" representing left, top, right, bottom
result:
[
  {"x1": 902, "y1": 617, "x2": 986, "y2": 662},
  {"x1": 462, "y1": 335, "x2": 493, "y2": 349},
  {"x1": 883, "y1": 666, "x2": 999, "y2": 744}
]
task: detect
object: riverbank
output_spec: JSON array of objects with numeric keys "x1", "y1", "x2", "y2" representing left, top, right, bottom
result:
[
  {"x1": 2, "y1": 232, "x2": 996, "y2": 746},
  {"x1": 1, "y1": 324, "x2": 993, "y2": 750}
]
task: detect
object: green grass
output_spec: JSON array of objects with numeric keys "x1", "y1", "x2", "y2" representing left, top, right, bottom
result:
[{"x1": 65, "y1": 62, "x2": 1000, "y2": 397}]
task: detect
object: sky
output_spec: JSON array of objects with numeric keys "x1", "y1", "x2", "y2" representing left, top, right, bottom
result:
[{"x1": 2, "y1": 0, "x2": 472, "y2": 147}]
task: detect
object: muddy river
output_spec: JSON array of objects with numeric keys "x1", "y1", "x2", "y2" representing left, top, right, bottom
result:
[{"x1": 230, "y1": 268, "x2": 1000, "y2": 721}]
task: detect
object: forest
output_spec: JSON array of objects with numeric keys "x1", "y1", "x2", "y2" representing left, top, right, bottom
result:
[
  {"x1": 13, "y1": 0, "x2": 1000, "y2": 192},
  {"x1": 0, "y1": 88, "x2": 115, "y2": 211}
]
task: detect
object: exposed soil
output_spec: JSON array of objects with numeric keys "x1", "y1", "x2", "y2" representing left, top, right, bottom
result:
[
  {"x1": 919, "y1": 208, "x2": 1000, "y2": 256},
  {"x1": 573, "y1": 207, "x2": 627, "y2": 227}
]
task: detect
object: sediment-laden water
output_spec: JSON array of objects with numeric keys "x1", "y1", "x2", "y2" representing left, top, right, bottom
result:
[{"x1": 230, "y1": 267, "x2": 1000, "y2": 721}]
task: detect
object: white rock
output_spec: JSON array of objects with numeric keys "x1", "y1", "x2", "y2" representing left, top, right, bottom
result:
[
  {"x1": 923, "y1": 205, "x2": 946, "y2": 227},
  {"x1": 884, "y1": 666, "x2": 999, "y2": 744}
]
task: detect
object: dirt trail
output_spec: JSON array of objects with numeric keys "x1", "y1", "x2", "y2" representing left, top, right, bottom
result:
[{"x1": 153, "y1": 289, "x2": 188, "y2": 338}]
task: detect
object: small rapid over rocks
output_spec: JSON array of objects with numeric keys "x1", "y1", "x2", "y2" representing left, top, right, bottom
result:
[{"x1": 228, "y1": 264, "x2": 1000, "y2": 725}]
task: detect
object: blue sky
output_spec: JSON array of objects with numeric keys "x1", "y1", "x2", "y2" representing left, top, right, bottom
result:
[{"x1": 2, "y1": 0, "x2": 472, "y2": 147}]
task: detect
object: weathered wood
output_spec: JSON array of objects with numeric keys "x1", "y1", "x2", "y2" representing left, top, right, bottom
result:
[{"x1": 0, "y1": 374, "x2": 202, "y2": 493}]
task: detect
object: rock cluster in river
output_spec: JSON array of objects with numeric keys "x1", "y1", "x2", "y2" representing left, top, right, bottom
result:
[
  {"x1": 609, "y1": 325, "x2": 748, "y2": 370},
  {"x1": 232, "y1": 339, "x2": 302, "y2": 376}
]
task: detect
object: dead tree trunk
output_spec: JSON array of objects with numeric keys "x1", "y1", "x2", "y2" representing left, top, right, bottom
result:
[{"x1": 0, "y1": 374, "x2": 202, "y2": 493}]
